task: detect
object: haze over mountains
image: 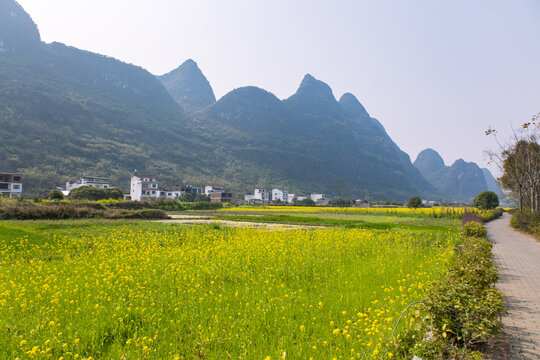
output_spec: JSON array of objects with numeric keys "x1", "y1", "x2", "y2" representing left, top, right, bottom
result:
[
  {"x1": 413, "y1": 149, "x2": 493, "y2": 202},
  {"x1": 0, "y1": 0, "x2": 500, "y2": 202}
]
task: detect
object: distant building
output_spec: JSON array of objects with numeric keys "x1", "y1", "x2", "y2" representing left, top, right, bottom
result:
[
  {"x1": 311, "y1": 193, "x2": 329, "y2": 205},
  {"x1": 63, "y1": 175, "x2": 111, "y2": 196},
  {"x1": 272, "y1": 188, "x2": 289, "y2": 202},
  {"x1": 245, "y1": 188, "x2": 269, "y2": 203},
  {"x1": 0, "y1": 172, "x2": 23, "y2": 198},
  {"x1": 355, "y1": 199, "x2": 371, "y2": 207},
  {"x1": 205, "y1": 185, "x2": 224, "y2": 195},
  {"x1": 210, "y1": 191, "x2": 233, "y2": 204},
  {"x1": 254, "y1": 189, "x2": 269, "y2": 202},
  {"x1": 422, "y1": 200, "x2": 436, "y2": 207},
  {"x1": 287, "y1": 193, "x2": 296, "y2": 203},
  {"x1": 172, "y1": 183, "x2": 204, "y2": 195},
  {"x1": 130, "y1": 175, "x2": 161, "y2": 201}
]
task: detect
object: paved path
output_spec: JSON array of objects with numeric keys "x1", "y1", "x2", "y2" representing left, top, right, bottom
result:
[{"x1": 486, "y1": 213, "x2": 540, "y2": 359}]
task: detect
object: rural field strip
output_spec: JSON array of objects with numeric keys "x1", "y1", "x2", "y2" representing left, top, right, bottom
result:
[
  {"x1": 487, "y1": 213, "x2": 540, "y2": 359},
  {"x1": 160, "y1": 214, "x2": 325, "y2": 230}
]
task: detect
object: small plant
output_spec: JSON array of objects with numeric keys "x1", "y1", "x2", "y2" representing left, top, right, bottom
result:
[{"x1": 461, "y1": 222, "x2": 487, "y2": 238}]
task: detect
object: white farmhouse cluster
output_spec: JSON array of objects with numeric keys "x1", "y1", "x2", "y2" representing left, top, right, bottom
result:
[
  {"x1": 130, "y1": 175, "x2": 231, "y2": 203},
  {"x1": 244, "y1": 188, "x2": 329, "y2": 205},
  {"x1": 62, "y1": 176, "x2": 111, "y2": 196}
]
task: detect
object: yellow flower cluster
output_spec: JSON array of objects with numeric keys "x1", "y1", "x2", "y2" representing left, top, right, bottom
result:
[{"x1": 0, "y1": 223, "x2": 459, "y2": 359}]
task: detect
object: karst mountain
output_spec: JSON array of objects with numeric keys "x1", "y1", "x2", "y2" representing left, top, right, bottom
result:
[{"x1": 0, "y1": 0, "x2": 496, "y2": 201}]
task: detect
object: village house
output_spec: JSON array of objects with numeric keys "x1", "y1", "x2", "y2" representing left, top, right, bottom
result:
[
  {"x1": 0, "y1": 172, "x2": 23, "y2": 198},
  {"x1": 271, "y1": 188, "x2": 289, "y2": 202},
  {"x1": 210, "y1": 191, "x2": 233, "y2": 203},
  {"x1": 245, "y1": 188, "x2": 269, "y2": 203},
  {"x1": 63, "y1": 175, "x2": 111, "y2": 196},
  {"x1": 130, "y1": 175, "x2": 162, "y2": 201},
  {"x1": 310, "y1": 193, "x2": 329, "y2": 205},
  {"x1": 172, "y1": 183, "x2": 204, "y2": 195},
  {"x1": 205, "y1": 185, "x2": 224, "y2": 195}
]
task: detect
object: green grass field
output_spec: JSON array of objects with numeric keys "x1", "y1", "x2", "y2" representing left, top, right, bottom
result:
[{"x1": 0, "y1": 209, "x2": 463, "y2": 359}]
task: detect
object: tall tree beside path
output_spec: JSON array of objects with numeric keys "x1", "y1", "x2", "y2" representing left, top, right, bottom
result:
[{"x1": 487, "y1": 113, "x2": 540, "y2": 212}]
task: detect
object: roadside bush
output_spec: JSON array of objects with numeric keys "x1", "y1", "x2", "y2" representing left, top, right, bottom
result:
[
  {"x1": 401, "y1": 222, "x2": 504, "y2": 359},
  {"x1": 478, "y1": 208, "x2": 503, "y2": 223},
  {"x1": 461, "y1": 221, "x2": 487, "y2": 238},
  {"x1": 511, "y1": 209, "x2": 540, "y2": 237}
]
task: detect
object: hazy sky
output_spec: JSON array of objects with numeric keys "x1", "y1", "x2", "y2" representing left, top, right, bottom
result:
[{"x1": 16, "y1": 0, "x2": 540, "y2": 175}]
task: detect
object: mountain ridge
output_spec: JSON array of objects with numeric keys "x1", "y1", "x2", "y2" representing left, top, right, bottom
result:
[{"x1": 0, "y1": 0, "x2": 471, "y2": 201}]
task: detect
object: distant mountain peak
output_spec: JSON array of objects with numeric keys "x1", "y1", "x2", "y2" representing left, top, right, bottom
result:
[
  {"x1": 296, "y1": 74, "x2": 335, "y2": 98},
  {"x1": 414, "y1": 148, "x2": 446, "y2": 174},
  {"x1": 339, "y1": 93, "x2": 370, "y2": 118},
  {"x1": 158, "y1": 59, "x2": 216, "y2": 113},
  {"x1": 285, "y1": 74, "x2": 340, "y2": 113},
  {"x1": 0, "y1": 0, "x2": 41, "y2": 53}
]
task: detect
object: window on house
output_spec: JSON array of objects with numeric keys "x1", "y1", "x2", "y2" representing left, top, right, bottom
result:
[
  {"x1": 12, "y1": 185, "x2": 20, "y2": 190},
  {"x1": 0, "y1": 183, "x2": 8, "y2": 190},
  {"x1": 13, "y1": 176, "x2": 21, "y2": 182}
]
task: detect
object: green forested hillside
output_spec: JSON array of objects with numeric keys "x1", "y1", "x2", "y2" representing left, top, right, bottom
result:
[{"x1": 0, "y1": 0, "x2": 438, "y2": 200}]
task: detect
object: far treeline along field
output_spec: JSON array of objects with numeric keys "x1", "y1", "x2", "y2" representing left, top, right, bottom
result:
[{"x1": 0, "y1": 205, "x2": 503, "y2": 359}]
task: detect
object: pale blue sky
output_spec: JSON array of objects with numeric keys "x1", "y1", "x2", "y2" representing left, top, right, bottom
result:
[{"x1": 16, "y1": 0, "x2": 540, "y2": 175}]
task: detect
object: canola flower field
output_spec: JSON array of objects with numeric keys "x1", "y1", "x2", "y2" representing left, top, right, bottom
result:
[
  {"x1": 0, "y1": 213, "x2": 461, "y2": 359},
  {"x1": 218, "y1": 205, "x2": 486, "y2": 219}
]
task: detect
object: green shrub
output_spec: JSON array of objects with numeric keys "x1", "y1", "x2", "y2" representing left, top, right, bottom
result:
[
  {"x1": 0, "y1": 202, "x2": 169, "y2": 220},
  {"x1": 478, "y1": 208, "x2": 503, "y2": 222},
  {"x1": 69, "y1": 186, "x2": 123, "y2": 201},
  {"x1": 400, "y1": 233, "x2": 503, "y2": 359},
  {"x1": 48, "y1": 190, "x2": 64, "y2": 200},
  {"x1": 460, "y1": 222, "x2": 487, "y2": 238},
  {"x1": 511, "y1": 209, "x2": 540, "y2": 237}
]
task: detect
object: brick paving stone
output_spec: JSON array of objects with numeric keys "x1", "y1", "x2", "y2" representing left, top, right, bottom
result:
[{"x1": 486, "y1": 213, "x2": 540, "y2": 360}]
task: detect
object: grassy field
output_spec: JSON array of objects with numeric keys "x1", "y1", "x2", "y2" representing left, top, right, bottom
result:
[{"x1": 0, "y1": 209, "x2": 463, "y2": 359}]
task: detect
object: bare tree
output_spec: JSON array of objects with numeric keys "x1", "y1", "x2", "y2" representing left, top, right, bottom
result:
[{"x1": 486, "y1": 113, "x2": 540, "y2": 212}]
